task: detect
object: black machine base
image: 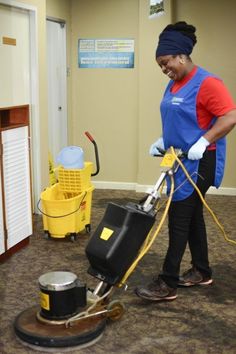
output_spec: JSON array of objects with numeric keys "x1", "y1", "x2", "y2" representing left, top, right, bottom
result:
[
  {"x1": 14, "y1": 305, "x2": 106, "y2": 350},
  {"x1": 86, "y1": 202, "x2": 156, "y2": 285}
]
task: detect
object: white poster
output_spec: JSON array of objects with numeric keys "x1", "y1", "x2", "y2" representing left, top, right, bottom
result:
[{"x1": 78, "y1": 39, "x2": 134, "y2": 69}]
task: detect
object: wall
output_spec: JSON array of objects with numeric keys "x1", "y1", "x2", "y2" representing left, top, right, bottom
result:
[
  {"x1": 70, "y1": 0, "x2": 173, "y2": 188},
  {"x1": 1, "y1": 0, "x2": 236, "y2": 195},
  {"x1": 70, "y1": 0, "x2": 140, "y2": 184},
  {"x1": 173, "y1": 0, "x2": 236, "y2": 188},
  {"x1": 70, "y1": 0, "x2": 236, "y2": 191},
  {"x1": 137, "y1": 0, "x2": 172, "y2": 187}
]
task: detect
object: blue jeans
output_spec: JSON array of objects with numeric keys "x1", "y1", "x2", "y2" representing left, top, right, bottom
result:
[{"x1": 161, "y1": 150, "x2": 216, "y2": 289}]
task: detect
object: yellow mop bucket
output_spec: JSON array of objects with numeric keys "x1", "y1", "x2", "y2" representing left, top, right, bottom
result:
[
  {"x1": 40, "y1": 183, "x2": 94, "y2": 241},
  {"x1": 56, "y1": 162, "x2": 93, "y2": 193}
]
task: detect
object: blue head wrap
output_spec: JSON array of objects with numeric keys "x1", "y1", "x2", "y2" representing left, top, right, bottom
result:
[{"x1": 156, "y1": 30, "x2": 194, "y2": 58}]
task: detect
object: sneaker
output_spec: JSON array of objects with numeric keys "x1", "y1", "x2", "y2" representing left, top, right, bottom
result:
[
  {"x1": 178, "y1": 267, "x2": 213, "y2": 287},
  {"x1": 135, "y1": 276, "x2": 177, "y2": 301}
]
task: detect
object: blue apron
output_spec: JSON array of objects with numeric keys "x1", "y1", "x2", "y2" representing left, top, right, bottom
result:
[{"x1": 160, "y1": 66, "x2": 226, "y2": 201}]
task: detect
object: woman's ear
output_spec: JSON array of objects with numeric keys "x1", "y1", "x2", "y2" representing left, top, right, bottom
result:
[{"x1": 179, "y1": 55, "x2": 185, "y2": 64}]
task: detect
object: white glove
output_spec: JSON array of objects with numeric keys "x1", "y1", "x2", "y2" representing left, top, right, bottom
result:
[
  {"x1": 149, "y1": 137, "x2": 165, "y2": 156},
  {"x1": 188, "y1": 136, "x2": 210, "y2": 160}
]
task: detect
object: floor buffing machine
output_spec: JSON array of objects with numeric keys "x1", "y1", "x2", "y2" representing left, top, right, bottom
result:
[{"x1": 14, "y1": 148, "x2": 185, "y2": 351}]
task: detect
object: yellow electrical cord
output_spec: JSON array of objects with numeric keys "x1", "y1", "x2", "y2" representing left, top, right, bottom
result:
[
  {"x1": 117, "y1": 173, "x2": 175, "y2": 287},
  {"x1": 139, "y1": 182, "x2": 165, "y2": 251},
  {"x1": 118, "y1": 146, "x2": 236, "y2": 288},
  {"x1": 170, "y1": 146, "x2": 236, "y2": 246}
]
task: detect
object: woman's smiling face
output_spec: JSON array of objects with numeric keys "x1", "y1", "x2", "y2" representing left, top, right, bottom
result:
[{"x1": 156, "y1": 54, "x2": 188, "y2": 81}]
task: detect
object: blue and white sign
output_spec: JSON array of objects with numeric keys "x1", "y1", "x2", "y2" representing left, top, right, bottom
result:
[{"x1": 78, "y1": 39, "x2": 134, "y2": 68}]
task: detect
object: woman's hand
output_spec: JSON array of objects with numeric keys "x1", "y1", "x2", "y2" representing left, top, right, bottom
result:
[
  {"x1": 149, "y1": 137, "x2": 164, "y2": 156},
  {"x1": 188, "y1": 137, "x2": 210, "y2": 160}
]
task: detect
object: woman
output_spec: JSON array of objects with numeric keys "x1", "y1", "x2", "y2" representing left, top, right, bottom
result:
[{"x1": 135, "y1": 21, "x2": 236, "y2": 301}]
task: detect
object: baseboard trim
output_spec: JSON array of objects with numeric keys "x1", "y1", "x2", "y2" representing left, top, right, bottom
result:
[
  {"x1": 93, "y1": 181, "x2": 137, "y2": 191},
  {"x1": 93, "y1": 181, "x2": 236, "y2": 196}
]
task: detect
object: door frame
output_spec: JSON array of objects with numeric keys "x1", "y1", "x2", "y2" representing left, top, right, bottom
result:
[
  {"x1": 0, "y1": 0, "x2": 41, "y2": 210},
  {"x1": 46, "y1": 17, "x2": 68, "y2": 163}
]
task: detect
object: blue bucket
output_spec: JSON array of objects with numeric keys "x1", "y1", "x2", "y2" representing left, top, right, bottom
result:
[{"x1": 56, "y1": 146, "x2": 84, "y2": 169}]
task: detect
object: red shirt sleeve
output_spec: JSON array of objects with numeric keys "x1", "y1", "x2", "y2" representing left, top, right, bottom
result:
[{"x1": 197, "y1": 77, "x2": 236, "y2": 129}]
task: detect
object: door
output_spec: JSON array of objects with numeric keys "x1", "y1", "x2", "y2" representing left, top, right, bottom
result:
[
  {"x1": 2, "y1": 126, "x2": 32, "y2": 250},
  {"x1": 47, "y1": 19, "x2": 68, "y2": 164}
]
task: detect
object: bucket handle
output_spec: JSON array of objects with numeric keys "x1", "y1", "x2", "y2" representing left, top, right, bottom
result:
[
  {"x1": 85, "y1": 131, "x2": 100, "y2": 176},
  {"x1": 37, "y1": 191, "x2": 87, "y2": 218}
]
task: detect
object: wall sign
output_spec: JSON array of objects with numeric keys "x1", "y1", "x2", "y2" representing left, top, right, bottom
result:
[
  {"x1": 78, "y1": 39, "x2": 134, "y2": 69},
  {"x1": 149, "y1": 0, "x2": 164, "y2": 19},
  {"x1": 2, "y1": 36, "x2": 16, "y2": 46}
]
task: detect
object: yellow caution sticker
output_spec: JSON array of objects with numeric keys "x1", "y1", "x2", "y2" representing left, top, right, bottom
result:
[
  {"x1": 100, "y1": 227, "x2": 114, "y2": 241},
  {"x1": 40, "y1": 292, "x2": 50, "y2": 310},
  {"x1": 160, "y1": 153, "x2": 176, "y2": 168}
]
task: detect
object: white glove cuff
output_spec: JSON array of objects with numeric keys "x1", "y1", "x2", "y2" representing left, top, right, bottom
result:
[{"x1": 200, "y1": 136, "x2": 210, "y2": 147}]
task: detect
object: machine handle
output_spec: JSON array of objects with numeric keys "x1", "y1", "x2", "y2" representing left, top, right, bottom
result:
[
  {"x1": 154, "y1": 148, "x2": 187, "y2": 159},
  {"x1": 153, "y1": 147, "x2": 166, "y2": 156},
  {"x1": 85, "y1": 131, "x2": 100, "y2": 176}
]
